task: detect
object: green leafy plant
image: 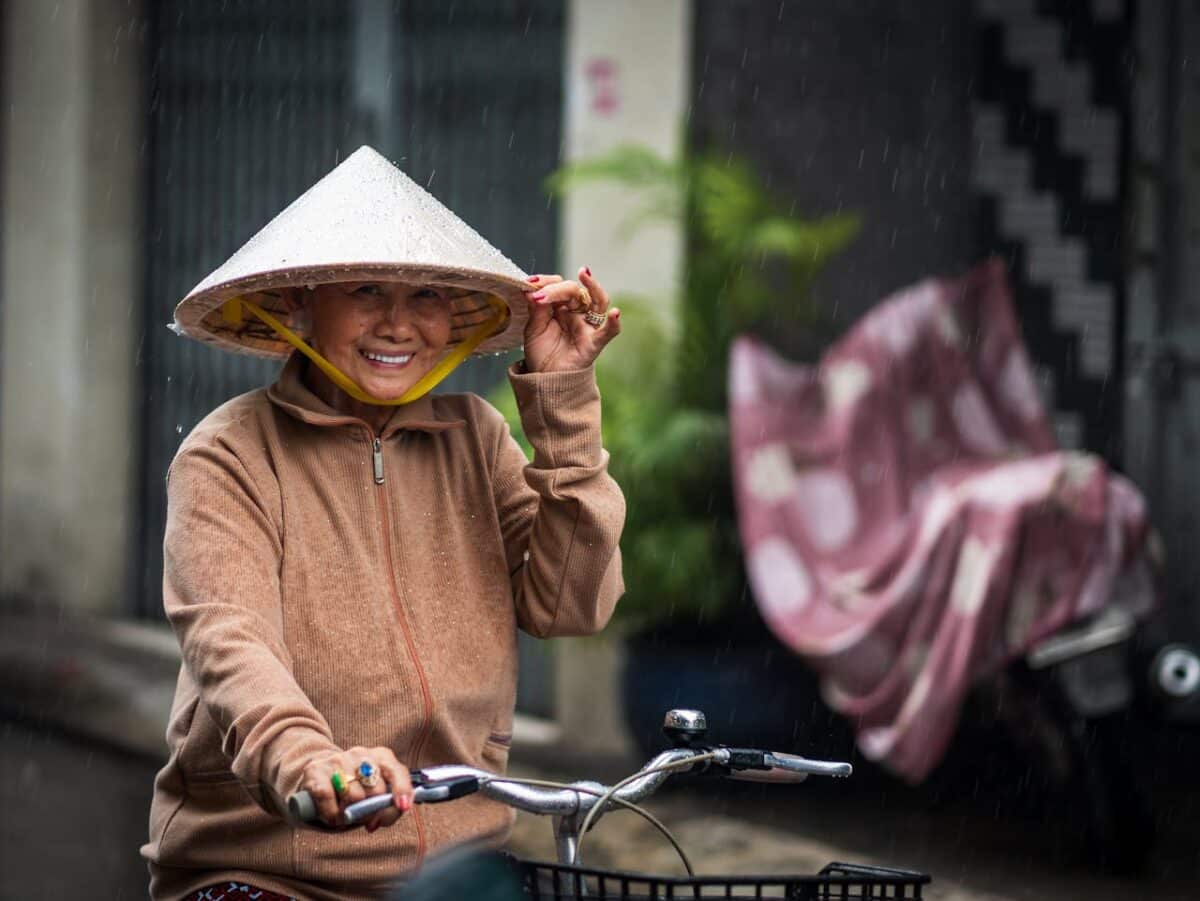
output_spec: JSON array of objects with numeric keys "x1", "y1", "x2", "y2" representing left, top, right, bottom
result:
[{"x1": 492, "y1": 145, "x2": 859, "y2": 632}]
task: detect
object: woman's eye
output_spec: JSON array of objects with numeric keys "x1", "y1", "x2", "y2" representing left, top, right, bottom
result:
[
  {"x1": 411, "y1": 289, "x2": 444, "y2": 307},
  {"x1": 353, "y1": 284, "x2": 384, "y2": 297}
]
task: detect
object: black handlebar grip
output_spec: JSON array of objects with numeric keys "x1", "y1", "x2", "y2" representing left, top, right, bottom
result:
[{"x1": 288, "y1": 790, "x2": 318, "y2": 823}]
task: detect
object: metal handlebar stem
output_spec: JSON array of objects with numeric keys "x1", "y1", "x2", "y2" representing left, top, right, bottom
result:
[
  {"x1": 571, "y1": 750, "x2": 721, "y2": 866},
  {"x1": 483, "y1": 749, "x2": 712, "y2": 868},
  {"x1": 487, "y1": 774, "x2": 696, "y2": 875}
]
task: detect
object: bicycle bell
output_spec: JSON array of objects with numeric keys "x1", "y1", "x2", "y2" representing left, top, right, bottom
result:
[{"x1": 662, "y1": 709, "x2": 708, "y2": 747}]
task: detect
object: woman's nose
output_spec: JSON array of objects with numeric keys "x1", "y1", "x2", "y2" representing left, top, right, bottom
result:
[{"x1": 375, "y1": 298, "x2": 415, "y2": 336}]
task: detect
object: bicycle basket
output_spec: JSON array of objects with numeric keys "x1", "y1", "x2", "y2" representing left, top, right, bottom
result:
[{"x1": 512, "y1": 858, "x2": 930, "y2": 900}]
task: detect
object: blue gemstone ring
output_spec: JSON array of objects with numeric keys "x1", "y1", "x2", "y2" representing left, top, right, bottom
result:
[{"x1": 357, "y1": 760, "x2": 379, "y2": 789}]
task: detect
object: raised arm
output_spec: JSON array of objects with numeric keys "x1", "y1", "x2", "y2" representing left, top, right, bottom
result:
[{"x1": 490, "y1": 365, "x2": 626, "y2": 637}]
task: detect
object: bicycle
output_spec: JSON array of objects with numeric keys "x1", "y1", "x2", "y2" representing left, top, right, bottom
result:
[{"x1": 288, "y1": 709, "x2": 931, "y2": 899}]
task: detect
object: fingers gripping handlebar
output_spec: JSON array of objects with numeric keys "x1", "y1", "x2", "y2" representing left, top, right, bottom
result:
[{"x1": 287, "y1": 767, "x2": 483, "y2": 826}]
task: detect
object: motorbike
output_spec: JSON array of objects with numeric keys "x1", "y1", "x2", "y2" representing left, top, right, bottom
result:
[{"x1": 970, "y1": 599, "x2": 1200, "y2": 874}]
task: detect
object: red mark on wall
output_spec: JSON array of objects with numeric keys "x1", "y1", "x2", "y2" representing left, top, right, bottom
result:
[{"x1": 586, "y1": 58, "x2": 620, "y2": 116}]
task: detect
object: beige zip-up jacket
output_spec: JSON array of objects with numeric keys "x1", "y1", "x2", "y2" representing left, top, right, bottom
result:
[{"x1": 142, "y1": 354, "x2": 625, "y2": 899}]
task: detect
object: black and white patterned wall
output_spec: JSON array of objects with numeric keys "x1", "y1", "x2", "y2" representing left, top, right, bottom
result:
[{"x1": 971, "y1": 0, "x2": 1131, "y2": 456}]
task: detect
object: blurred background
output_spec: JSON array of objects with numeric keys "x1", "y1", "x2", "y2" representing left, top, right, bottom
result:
[{"x1": 3, "y1": 0, "x2": 1200, "y2": 897}]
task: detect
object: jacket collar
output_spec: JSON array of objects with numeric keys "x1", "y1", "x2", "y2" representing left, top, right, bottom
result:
[{"x1": 267, "y1": 352, "x2": 465, "y2": 437}]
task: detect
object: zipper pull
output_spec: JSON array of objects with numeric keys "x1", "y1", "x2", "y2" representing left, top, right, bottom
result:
[{"x1": 372, "y1": 437, "x2": 385, "y2": 485}]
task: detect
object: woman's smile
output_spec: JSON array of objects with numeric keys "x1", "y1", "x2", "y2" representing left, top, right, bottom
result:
[{"x1": 359, "y1": 348, "x2": 415, "y2": 368}]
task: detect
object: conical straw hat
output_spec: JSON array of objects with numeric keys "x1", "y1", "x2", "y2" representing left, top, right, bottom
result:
[{"x1": 173, "y1": 145, "x2": 530, "y2": 358}]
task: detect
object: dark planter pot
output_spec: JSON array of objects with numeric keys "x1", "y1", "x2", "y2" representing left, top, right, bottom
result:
[{"x1": 620, "y1": 619, "x2": 853, "y2": 760}]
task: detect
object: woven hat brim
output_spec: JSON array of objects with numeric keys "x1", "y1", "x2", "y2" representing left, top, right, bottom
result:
[{"x1": 174, "y1": 263, "x2": 531, "y2": 359}]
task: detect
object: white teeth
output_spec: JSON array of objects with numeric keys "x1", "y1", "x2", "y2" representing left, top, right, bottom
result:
[{"x1": 362, "y1": 351, "x2": 412, "y2": 365}]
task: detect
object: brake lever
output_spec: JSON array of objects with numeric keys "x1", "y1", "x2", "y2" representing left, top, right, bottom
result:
[
  {"x1": 699, "y1": 747, "x2": 853, "y2": 782},
  {"x1": 764, "y1": 751, "x2": 852, "y2": 778},
  {"x1": 341, "y1": 773, "x2": 481, "y2": 825}
]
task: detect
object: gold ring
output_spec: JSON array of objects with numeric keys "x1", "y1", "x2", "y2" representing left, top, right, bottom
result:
[
  {"x1": 356, "y1": 760, "x2": 379, "y2": 789},
  {"x1": 584, "y1": 309, "x2": 606, "y2": 328},
  {"x1": 577, "y1": 285, "x2": 592, "y2": 310}
]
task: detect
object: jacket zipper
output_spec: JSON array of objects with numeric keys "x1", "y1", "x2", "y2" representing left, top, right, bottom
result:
[
  {"x1": 368, "y1": 431, "x2": 435, "y2": 864},
  {"x1": 373, "y1": 438, "x2": 385, "y2": 484}
]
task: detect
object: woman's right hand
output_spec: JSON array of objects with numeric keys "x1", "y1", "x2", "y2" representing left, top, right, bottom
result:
[{"x1": 299, "y1": 746, "x2": 414, "y2": 832}]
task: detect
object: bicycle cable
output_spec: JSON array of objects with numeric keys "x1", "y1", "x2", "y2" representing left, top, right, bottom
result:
[
  {"x1": 485, "y1": 775, "x2": 694, "y2": 875},
  {"x1": 571, "y1": 751, "x2": 720, "y2": 869}
]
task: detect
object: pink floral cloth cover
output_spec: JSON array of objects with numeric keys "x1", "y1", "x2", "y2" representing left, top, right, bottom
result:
[{"x1": 729, "y1": 260, "x2": 1156, "y2": 781}]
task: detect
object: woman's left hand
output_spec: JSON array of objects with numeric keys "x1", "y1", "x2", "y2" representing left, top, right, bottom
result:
[{"x1": 522, "y1": 267, "x2": 621, "y2": 373}]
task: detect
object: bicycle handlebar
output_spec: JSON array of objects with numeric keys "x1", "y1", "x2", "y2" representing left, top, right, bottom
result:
[{"x1": 286, "y1": 746, "x2": 852, "y2": 828}]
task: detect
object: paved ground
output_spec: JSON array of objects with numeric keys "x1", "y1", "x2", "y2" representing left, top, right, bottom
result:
[
  {"x1": 0, "y1": 720, "x2": 157, "y2": 899},
  {"x1": 5, "y1": 717, "x2": 1200, "y2": 900}
]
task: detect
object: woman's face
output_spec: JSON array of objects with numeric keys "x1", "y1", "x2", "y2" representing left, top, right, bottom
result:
[{"x1": 303, "y1": 281, "x2": 454, "y2": 400}]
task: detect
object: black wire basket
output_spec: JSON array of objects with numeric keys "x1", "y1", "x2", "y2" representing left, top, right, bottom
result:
[{"x1": 513, "y1": 858, "x2": 931, "y2": 900}]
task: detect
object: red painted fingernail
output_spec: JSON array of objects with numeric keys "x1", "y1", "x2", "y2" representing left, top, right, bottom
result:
[
  {"x1": 529, "y1": 291, "x2": 546, "y2": 301},
  {"x1": 366, "y1": 822, "x2": 378, "y2": 834},
  {"x1": 527, "y1": 275, "x2": 540, "y2": 283},
  {"x1": 583, "y1": 266, "x2": 592, "y2": 277}
]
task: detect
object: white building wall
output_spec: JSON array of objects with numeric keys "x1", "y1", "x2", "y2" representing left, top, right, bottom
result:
[{"x1": 561, "y1": 0, "x2": 691, "y2": 330}]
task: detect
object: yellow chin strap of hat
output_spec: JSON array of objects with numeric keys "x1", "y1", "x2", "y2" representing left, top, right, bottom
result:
[{"x1": 222, "y1": 294, "x2": 509, "y2": 406}]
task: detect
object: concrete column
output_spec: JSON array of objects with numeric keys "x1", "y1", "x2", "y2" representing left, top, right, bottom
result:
[
  {"x1": 561, "y1": 0, "x2": 692, "y2": 331},
  {"x1": 1, "y1": 0, "x2": 142, "y2": 614},
  {"x1": 549, "y1": 0, "x2": 692, "y2": 756}
]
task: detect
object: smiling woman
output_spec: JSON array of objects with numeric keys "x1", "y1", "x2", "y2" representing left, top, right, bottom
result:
[
  {"x1": 291, "y1": 281, "x2": 457, "y2": 433},
  {"x1": 142, "y1": 147, "x2": 626, "y2": 900}
]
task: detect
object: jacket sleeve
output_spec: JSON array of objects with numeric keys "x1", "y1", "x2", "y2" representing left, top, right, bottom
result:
[
  {"x1": 163, "y1": 441, "x2": 341, "y2": 815},
  {"x1": 489, "y1": 364, "x2": 626, "y2": 638}
]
